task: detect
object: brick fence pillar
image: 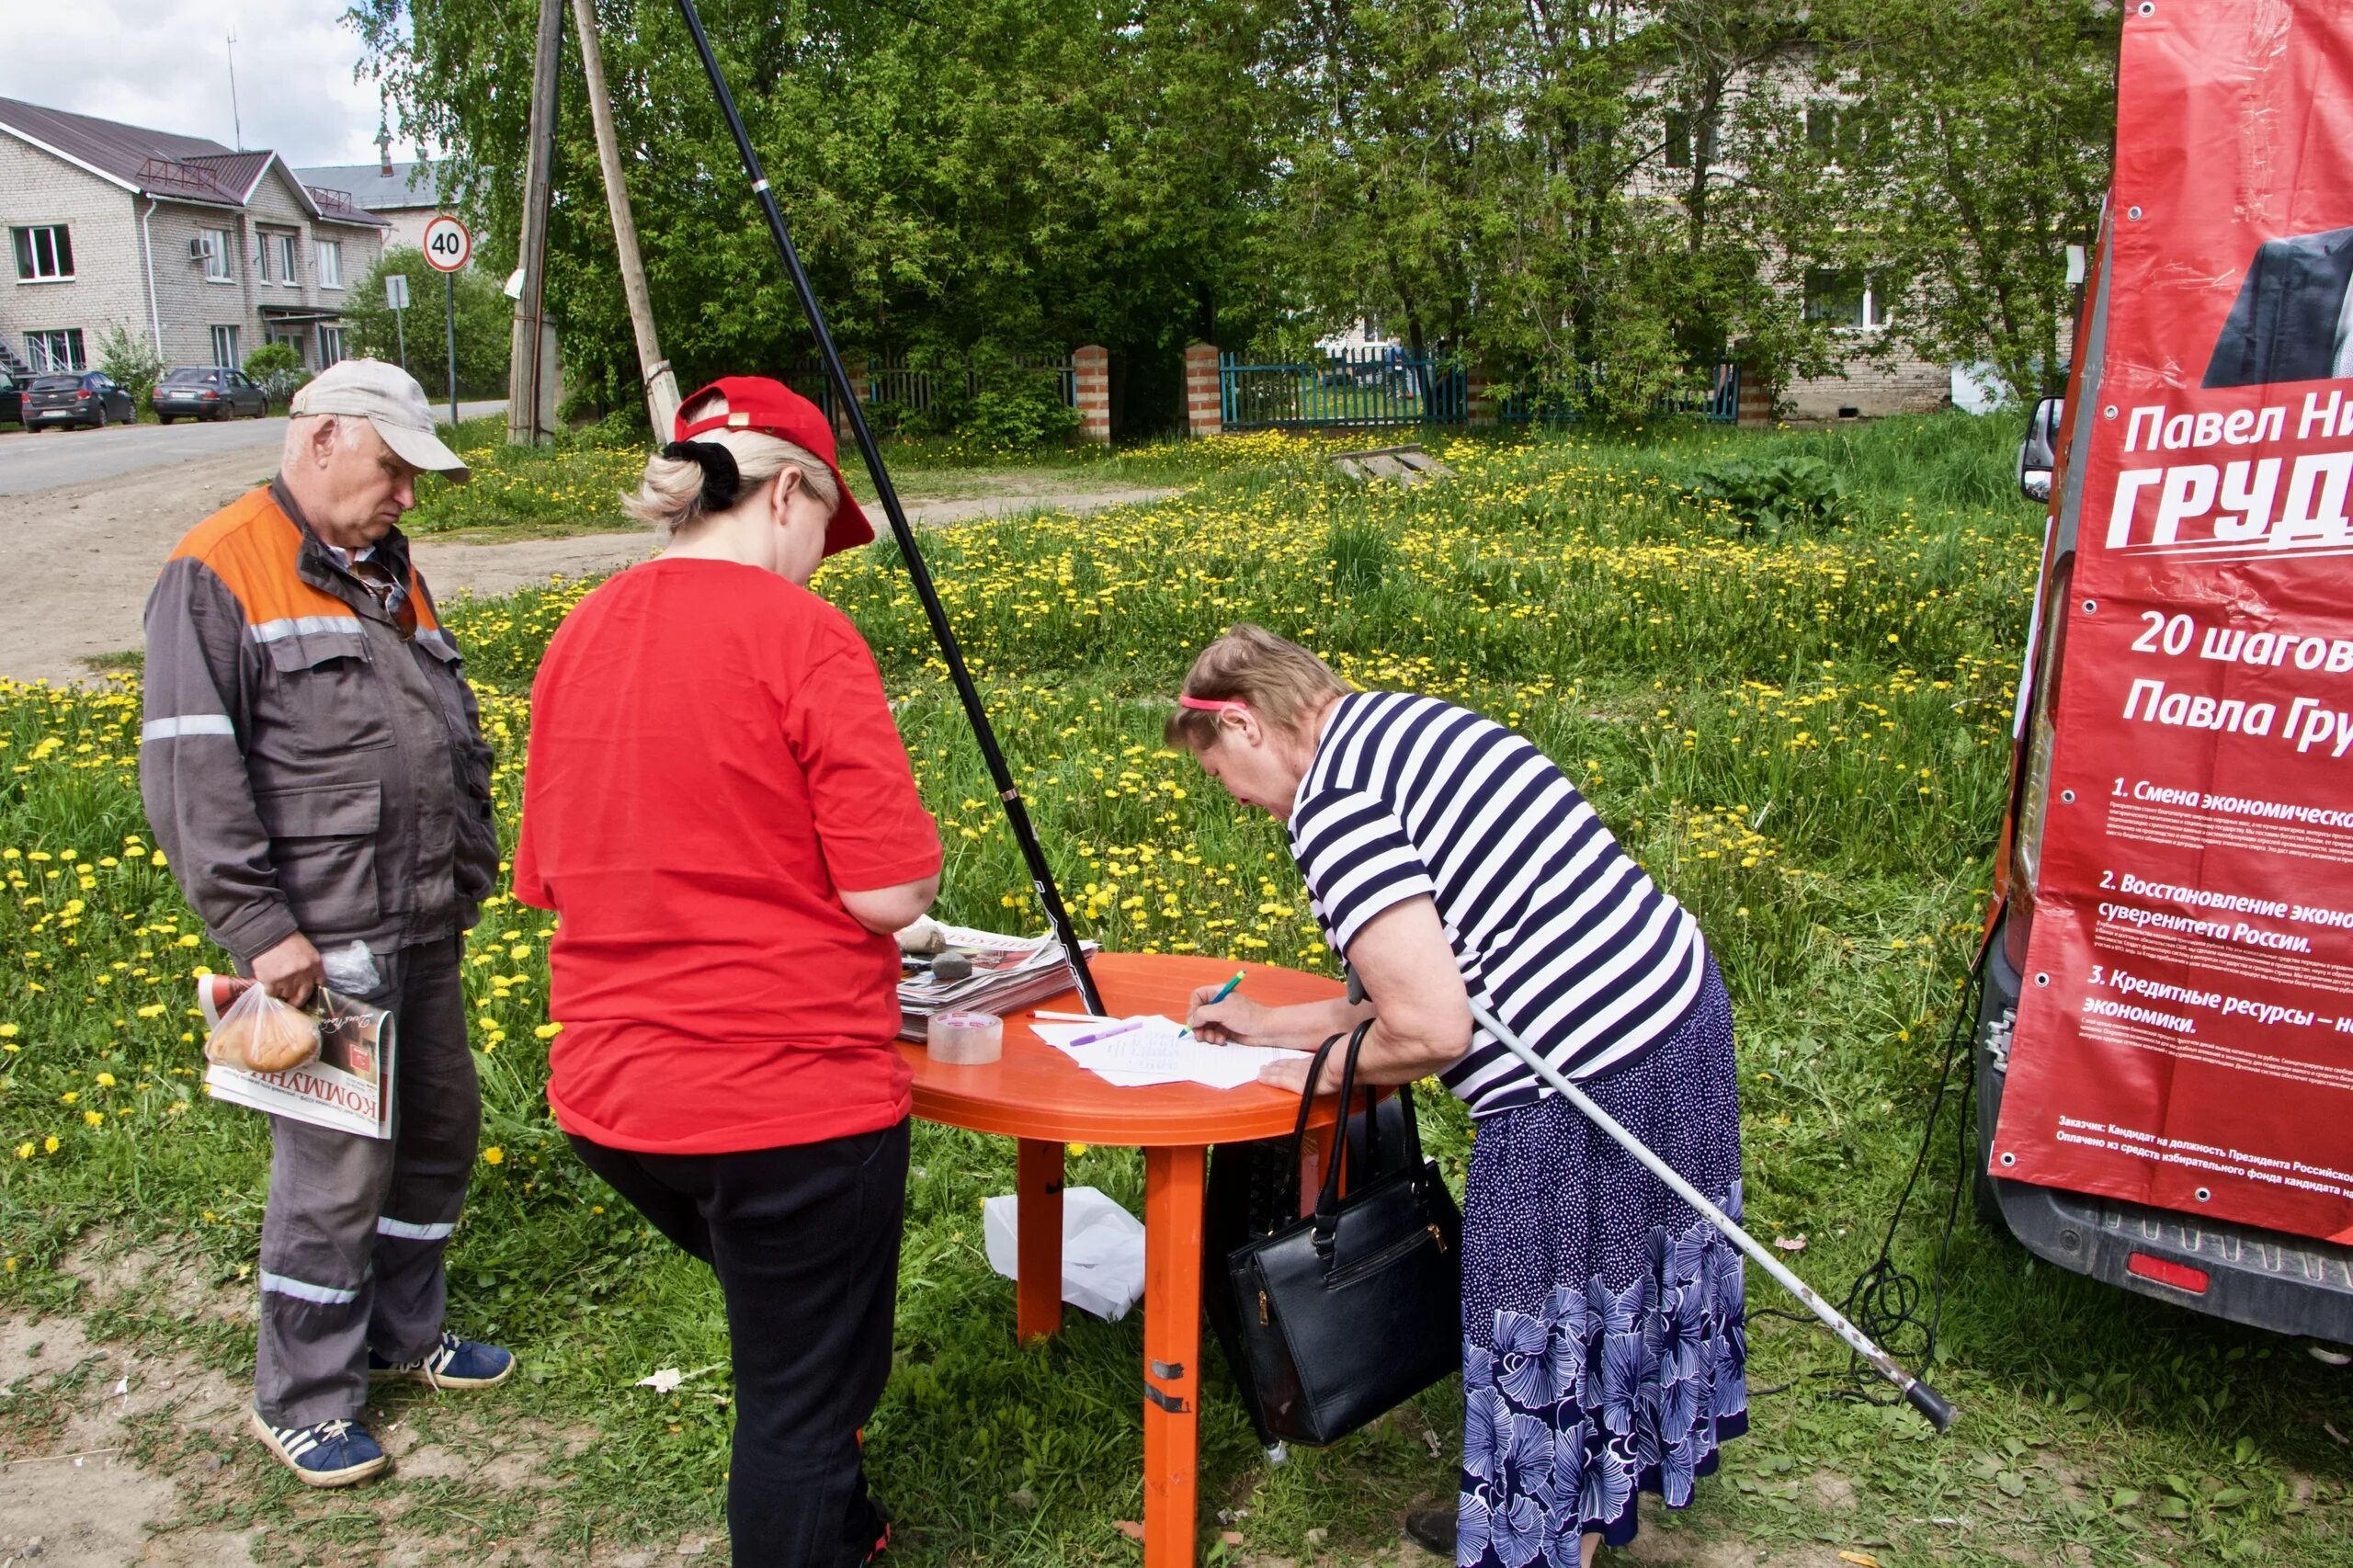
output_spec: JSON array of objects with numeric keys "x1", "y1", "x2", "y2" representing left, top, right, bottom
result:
[
  {"x1": 841, "y1": 365, "x2": 871, "y2": 435},
  {"x1": 1074, "y1": 344, "x2": 1111, "y2": 444},
  {"x1": 1466, "y1": 365, "x2": 1496, "y2": 428},
  {"x1": 1185, "y1": 342, "x2": 1223, "y2": 437},
  {"x1": 1734, "y1": 363, "x2": 1774, "y2": 429}
]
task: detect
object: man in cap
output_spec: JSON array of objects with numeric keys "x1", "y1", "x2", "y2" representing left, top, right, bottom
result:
[{"x1": 141, "y1": 358, "x2": 512, "y2": 1487}]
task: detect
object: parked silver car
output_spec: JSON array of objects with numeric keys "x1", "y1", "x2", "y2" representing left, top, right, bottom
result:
[{"x1": 155, "y1": 366, "x2": 270, "y2": 423}]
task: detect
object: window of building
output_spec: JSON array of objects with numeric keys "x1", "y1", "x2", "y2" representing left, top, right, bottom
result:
[
  {"x1": 200, "y1": 230, "x2": 233, "y2": 281},
  {"x1": 1803, "y1": 269, "x2": 1892, "y2": 330},
  {"x1": 318, "y1": 324, "x2": 347, "y2": 367},
  {"x1": 210, "y1": 324, "x2": 241, "y2": 368},
  {"x1": 1805, "y1": 101, "x2": 1886, "y2": 168},
  {"x1": 24, "y1": 329, "x2": 86, "y2": 371},
  {"x1": 1665, "y1": 110, "x2": 1717, "y2": 171},
  {"x1": 317, "y1": 240, "x2": 343, "y2": 290},
  {"x1": 10, "y1": 225, "x2": 74, "y2": 281},
  {"x1": 260, "y1": 233, "x2": 299, "y2": 286}
]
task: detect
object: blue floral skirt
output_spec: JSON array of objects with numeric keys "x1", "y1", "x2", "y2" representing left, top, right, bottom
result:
[{"x1": 1456, "y1": 960, "x2": 1745, "y2": 1562}]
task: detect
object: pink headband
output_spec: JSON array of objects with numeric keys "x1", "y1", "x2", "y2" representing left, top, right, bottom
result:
[{"x1": 1178, "y1": 694, "x2": 1249, "y2": 713}]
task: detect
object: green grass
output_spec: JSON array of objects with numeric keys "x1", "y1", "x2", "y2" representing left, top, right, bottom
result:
[
  {"x1": 2, "y1": 412, "x2": 2348, "y2": 1564},
  {"x1": 400, "y1": 416, "x2": 1382, "y2": 540}
]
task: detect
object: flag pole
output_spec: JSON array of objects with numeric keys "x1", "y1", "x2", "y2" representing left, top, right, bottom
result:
[{"x1": 669, "y1": 0, "x2": 1105, "y2": 1015}]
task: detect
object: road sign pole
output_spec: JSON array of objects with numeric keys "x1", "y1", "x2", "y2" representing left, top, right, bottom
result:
[
  {"x1": 444, "y1": 269, "x2": 460, "y2": 427},
  {"x1": 394, "y1": 307, "x2": 407, "y2": 374},
  {"x1": 420, "y1": 214, "x2": 474, "y2": 428}
]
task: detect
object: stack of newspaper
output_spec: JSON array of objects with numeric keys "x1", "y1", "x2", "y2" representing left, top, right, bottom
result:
[{"x1": 898, "y1": 924, "x2": 1101, "y2": 1042}]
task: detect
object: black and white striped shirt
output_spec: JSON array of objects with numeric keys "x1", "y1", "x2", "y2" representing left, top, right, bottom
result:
[{"x1": 1287, "y1": 691, "x2": 1708, "y2": 1115}]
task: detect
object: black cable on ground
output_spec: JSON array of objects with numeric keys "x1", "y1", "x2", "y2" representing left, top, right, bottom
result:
[{"x1": 1749, "y1": 945, "x2": 1987, "y2": 1403}]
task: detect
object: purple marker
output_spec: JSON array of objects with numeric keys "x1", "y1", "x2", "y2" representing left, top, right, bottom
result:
[{"x1": 1067, "y1": 1017, "x2": 1143, "y2": 1048}]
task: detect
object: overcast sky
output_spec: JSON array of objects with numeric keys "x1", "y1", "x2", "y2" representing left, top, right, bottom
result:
[{"x1": 0, "y1": 1, "x2": 398, "y2": 167}]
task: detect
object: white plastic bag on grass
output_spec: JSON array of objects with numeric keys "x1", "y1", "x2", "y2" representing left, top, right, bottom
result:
[{"x1": 982, "y1": 1186, "x2": 1147, "y2": 1322}]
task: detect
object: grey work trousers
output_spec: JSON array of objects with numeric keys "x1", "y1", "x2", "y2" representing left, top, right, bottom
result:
[{"x1": 254, "y1": 937, "x2": 480, "y2": 1427}]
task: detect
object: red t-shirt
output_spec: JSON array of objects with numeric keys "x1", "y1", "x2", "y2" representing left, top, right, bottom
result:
[{"x1": 513, "y1": 558, "x2": 941, "y2": 1153}]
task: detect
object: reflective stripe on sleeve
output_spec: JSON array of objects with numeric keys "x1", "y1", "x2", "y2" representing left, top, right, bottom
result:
[
  {"x1": 249, "y1": 616, "x2": 366, "y2": 644},
  {"x1": 141, "y1": 714, "x2": 237, "y2": 743},
  {"x1": 375, "y1": 1217, "x2": 455, "y2": 1242},
  {"x1": 258, "y1": 1270, "x2": 360, "y2": 1305}
]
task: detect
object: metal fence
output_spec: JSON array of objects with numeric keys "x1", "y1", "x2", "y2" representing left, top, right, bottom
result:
[
  {"x1": 1220, "y1": 347, "x2": 1468, "y2": 430},
  {"x1": 1496, "y1": 363, "x2": 1740, "y2": 425},
  {"x1": 789, "y1": 356, "x2": 1077, "y2": 425}
]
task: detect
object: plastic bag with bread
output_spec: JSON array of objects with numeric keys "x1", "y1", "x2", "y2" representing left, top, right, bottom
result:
[{"x1": 200, "y1": 977, "x2": 322, "y2": 1074}]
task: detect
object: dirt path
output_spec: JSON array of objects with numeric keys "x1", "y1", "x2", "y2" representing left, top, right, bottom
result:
[
  {"x1": 0, "y1": 450, "x2": 1176, "y2": 685},
  {"x1": 0, "y1": 1237, "x2": 655, "y2": 1567}
]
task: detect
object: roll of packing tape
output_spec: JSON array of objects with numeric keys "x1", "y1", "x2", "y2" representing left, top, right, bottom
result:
[{"x1": 926, "y1": 1009, "x2": 1004, "y2": 1065}]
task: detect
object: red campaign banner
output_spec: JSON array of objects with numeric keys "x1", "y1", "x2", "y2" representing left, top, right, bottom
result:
[{"x1": 1997, "y1": 0, "x2": 2353, "y2": 1244}]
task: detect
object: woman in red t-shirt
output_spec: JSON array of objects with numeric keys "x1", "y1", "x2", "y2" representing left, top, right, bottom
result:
[{"x1": 516, "y1": 378, "x2": 940, "y2": 1566}]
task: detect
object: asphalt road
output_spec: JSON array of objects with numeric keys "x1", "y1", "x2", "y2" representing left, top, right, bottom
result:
[{"x1": 0, "y1": 399, "x2": 506, "y2": 497}]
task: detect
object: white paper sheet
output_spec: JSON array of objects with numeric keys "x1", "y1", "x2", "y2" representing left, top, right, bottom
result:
[{"x1": 1030, "y1": 1015, "x2": 1289, "y2": 1089}]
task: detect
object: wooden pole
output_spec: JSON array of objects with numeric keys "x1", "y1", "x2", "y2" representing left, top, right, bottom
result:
[
  {"x1": 570, "y1": 0, "x2": 680, "y2": 434},
  {"x1": 506, "y1": 0, "x2": 563, "y2": 447}
]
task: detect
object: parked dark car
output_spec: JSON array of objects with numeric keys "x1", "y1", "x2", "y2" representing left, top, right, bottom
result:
[
  {"x1": 154, "y1": 366, "x2": 269, "y2": 423},
  {"x1": 0, "y1": 369, "x2": 20, "y2": 428},
  {"x1": 21, "y1": 371, "x2": 138, "y2": 431}
]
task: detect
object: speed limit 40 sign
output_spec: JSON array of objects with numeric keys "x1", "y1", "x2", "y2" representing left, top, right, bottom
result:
[{"x1": 422, "y1": 214, "x2": 472, "y2": 273}]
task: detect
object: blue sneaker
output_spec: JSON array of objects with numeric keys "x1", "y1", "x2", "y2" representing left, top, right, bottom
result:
[
  {"x1": 247, "y1": 1409, "x2": 391, "y2": 1488},
  {"x1": 369, "y1": 1329, "x2": 515, "y2": 1390}
]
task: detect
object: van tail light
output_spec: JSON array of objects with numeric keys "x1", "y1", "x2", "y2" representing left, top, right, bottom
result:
[{"x1": 2127, "y1": 1254, "x2": 2210, "y2": 1294}]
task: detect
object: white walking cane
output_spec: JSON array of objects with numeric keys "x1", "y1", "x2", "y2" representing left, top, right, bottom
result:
[{"x1": 1462, "y1": 996, "x2": 1957, "y2": 1432}]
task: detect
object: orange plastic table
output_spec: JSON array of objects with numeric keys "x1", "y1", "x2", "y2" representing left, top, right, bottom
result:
[{"x1": 897, "y1": 952, "x2": 1347, "y2": 1568}]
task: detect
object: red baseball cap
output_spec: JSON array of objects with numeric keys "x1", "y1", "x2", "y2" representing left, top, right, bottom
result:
[{"x1": 674, "y1": 376, "x2": 874, "y2": 557}]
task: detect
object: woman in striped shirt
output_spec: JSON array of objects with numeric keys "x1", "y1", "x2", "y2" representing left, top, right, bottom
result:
[{"x1": 1173, "y1": 626, "x2": 1745, "y2": 1568}]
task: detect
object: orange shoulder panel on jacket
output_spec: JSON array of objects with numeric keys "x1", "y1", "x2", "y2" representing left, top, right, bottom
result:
[{"x1": 167, "y1": 487, "x2": 359, "y2": 629}]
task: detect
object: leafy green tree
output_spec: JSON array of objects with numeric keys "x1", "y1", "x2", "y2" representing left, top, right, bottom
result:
[
  {"x1": 95, "y1": 324, "x2": 165, "y2": 410},
  {"x1": 243, "y1": 343, "x2": 308, "y2": 401},
  {"x1": 342, "y1": 246, "x2": 513, "y2": 399},
  {"x1": 1803, "y1": 0, "x2": 2119, "y2": 402},
  {"x1": 350, "y1": 0, "x2": 1287, "y2": 432}
]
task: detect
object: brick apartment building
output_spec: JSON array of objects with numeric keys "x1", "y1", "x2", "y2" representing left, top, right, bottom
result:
[{"x1": 0, "y1": 96, "x2": 390, "y2": 382}]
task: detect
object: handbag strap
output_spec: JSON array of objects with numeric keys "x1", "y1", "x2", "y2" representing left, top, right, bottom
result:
[
  {"x1": 1311, "y1": 1019, "x2": 1379, "y2": 1242},
  {"x1": 1286, "y1": 1029, "x2": 1351, "y2": 1166}
]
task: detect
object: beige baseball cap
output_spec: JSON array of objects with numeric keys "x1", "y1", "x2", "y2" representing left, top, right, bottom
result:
[{"x1": 290, "y1": 358, "x2": 471, "y2": 483}]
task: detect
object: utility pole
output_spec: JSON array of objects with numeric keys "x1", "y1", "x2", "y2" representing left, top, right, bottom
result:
[
  {"x1": 570, "y1": 0, "x2": 680, "y2": 433},
  {"x1": 506, "y1": 0, "x2": 563, "y2": 447}
]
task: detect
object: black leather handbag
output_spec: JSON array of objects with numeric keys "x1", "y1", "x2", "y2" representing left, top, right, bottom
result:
[{"x1": 1222, "y1": 1021, "x2": 1464, "y2": 1447}]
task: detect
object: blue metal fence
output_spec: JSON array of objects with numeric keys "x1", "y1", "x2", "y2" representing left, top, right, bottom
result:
[{"x1": 1220, "y1": 347, "x2": 1468, "y2": 430}]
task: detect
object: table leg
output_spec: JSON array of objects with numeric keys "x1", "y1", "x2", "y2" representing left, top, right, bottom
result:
[
  {"x1": 1016, "y1": 1138, "x2": 1065, "y2": 1342},
  {"x1": 1142, "y1": 1144, "x2": 1207, "y2": 1568}
]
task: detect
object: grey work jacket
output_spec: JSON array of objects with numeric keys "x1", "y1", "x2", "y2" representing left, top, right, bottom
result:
[{"x1": 138, "y1": 479, "x2": 498, "y2": 964}]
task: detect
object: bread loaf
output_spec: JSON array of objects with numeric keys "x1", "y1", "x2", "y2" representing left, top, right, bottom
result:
[{"x1": 210, "y1": 996, "x2": 320, "y2": 1073}]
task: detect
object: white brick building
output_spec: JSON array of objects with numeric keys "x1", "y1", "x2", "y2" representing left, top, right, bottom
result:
[{"x1": 0, "y1": 96, "x2": 390, "y2": 381}]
